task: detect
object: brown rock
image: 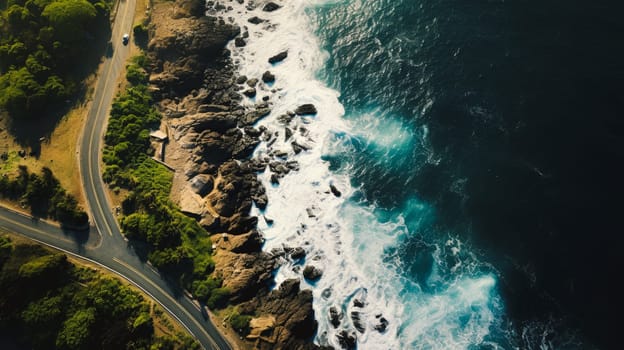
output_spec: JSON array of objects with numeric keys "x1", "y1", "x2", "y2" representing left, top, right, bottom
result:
[
  {"x1": 248, "y1": 16, "x2": 265, "y2": 24},
  {"x1": 329, "y1": 184, "x2": 342, "y2": 197},
  {"x1": 246, "y1": 315, "x2": 276, "y2": 340},
  {"x1": 149, "y1": 15, "x2": 239, "y2": 60},
  {"x1": 258, "y1": 279, "x2": 317, "y2": 340},
  {"x1": 241, "y1": 106, "x2": 271, "y2": 126},
  {"x1": 199, "y1": 212, "x2": 220, "y2": 231},
  {"x1": 173, "y1": 0, "x2": 205, "y2": 18},
  {"x1": 263, "y1": 2, "x2": 281, "y2": 11},
  {"x1": 235, "y1": 37, "x2": 247, "y2": 47},
  {"x1": 268, "y1": 51, "x2": 288, "y2": 64},
  {"x1": 217, "y1": 230, "x2": 264, "y2": 253},
  {"x1": 294, "y1": 104, "x2": 317, "y2": 115},
  {"x1": 290, "y1": 247, "x2": 306, "y2": 260},
  {"x1": 220, "y1": 213, "x2": 259, "y2": 234},
  {"x1": 337, "y1": 330, "x2": 357, "y2": 349},
  {"x1": 329, "y1": 306, "x2": 342, "y2": 328},
  {"x1": 236, "y1": 75, "x2": 248, "y2": 84},
  {"x1": 189, "y1": 174, "x2": 214, "y2": 196},
  {"x1": 303, "y1": 265, "x2": 323, "y2": 281},
  {"x1": 262, "y1": 70, "x2": 276, "y2": 83},
  {"x1": 243, "y1": 88, "x2": 257, "y2": 97},
  {"x1": 214, "y1": 250, "x2": 276, "y2": 302},
  {"x1": 247, "y1": 78, "x2": 259, "y2": 87}
]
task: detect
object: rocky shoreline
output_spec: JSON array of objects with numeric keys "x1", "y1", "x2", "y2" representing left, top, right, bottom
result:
[{"x1": 145, "y1": 0, "x2": 327, "y2": 348}]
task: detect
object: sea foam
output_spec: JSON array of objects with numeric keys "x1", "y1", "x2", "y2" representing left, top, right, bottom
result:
[{"x1": 223, "y1": 1, "x2": 503, "y2": 348}]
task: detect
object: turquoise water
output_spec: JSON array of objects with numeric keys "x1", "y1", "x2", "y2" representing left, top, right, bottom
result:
[{"x1": 226, "y1": 0, "x2": 620, "y2": 348}]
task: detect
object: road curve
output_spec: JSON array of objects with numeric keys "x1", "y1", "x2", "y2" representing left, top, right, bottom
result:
[
  {"x1": 70, "y1": 0, "x2": 234, "y2": 349},
  {"x1": 0, "y1": 206, "x2": 230, "y2": 350}
]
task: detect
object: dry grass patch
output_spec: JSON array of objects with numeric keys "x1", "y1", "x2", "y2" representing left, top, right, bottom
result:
[{"x1": 38, "y1": 102, "x2": 88, "y2": 207}]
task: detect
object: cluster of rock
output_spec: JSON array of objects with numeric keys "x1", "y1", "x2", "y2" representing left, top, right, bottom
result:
[{"x1": 144, "y1": 0, "x2": 325, "y2": 349}]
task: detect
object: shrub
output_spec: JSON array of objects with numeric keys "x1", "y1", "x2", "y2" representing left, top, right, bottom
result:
[
  {"x1": 206, "y1": 287, "x2": 230, "y2": 310},
  {"x1": 229, "y1": 312, "x2": 252, "y2": 335}
]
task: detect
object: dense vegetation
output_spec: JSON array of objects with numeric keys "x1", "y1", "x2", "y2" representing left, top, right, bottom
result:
[
  {"x1": 0, "y1": 235, "x2": 200, "y2": 349},
  {"x1": 0, "y1": 166, "x2": 88, "y2": 227},
  {"x1": 103, "y1": 55, "x2": 230, "y2": 309},
  {"x1": 0, "y1": 0, "x2": 112, "y2": 118}
]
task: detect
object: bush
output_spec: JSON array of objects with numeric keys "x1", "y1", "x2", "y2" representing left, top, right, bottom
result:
[
  {"x1": 190, "y1": 276, "x2": 221, "y2": 302},
  {"x1": 206, "y1": 287, "x2": 230, "y2": 310},
  {"x1": 132, "y1": 23, "x2": 148, "y2": 46},
  {"x1": 229, "y1": 312, "x2": 252, "y2": 335},
  {"x1": 126, "y1": 63, "x2": 147, "y2": 85}
]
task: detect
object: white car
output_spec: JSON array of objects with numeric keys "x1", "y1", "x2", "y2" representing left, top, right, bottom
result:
[{"x1": 122, "y1": 33, "x2": 130, "y2": 45}]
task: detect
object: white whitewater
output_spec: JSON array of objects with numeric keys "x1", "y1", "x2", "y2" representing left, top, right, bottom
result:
[{"x1": 222, "y1": 1, "x2": 502, "y2": 348}]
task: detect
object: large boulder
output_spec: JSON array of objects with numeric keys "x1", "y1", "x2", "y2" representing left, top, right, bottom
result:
[
  {"x1": 207, "y1": 161, "x2": 258, "y2": 216},
  {"x1": 262, "y1": 2, "x2": 281, "y2": 12},
  {"x1": 337, "y1": 330, "x2": 357, "y2": 349},
  {"x1": 214, "y1": 230, "x2": 264, "y2": 254},
  {"x1": 248, "y1": 16, "x2": 265, "y2": 24},
  {"x1": 262, "y1": 71, "x2": 275, "y2": 83},
  {"x1": 268, "y1": 51, "x2": 288, "y2": 64},
  {"x1": 303, "y1": 265, "x2": 323, "y2": 281},
  {"x1": 329, "y1": 306, "x2": 343, "y2": 328},
  {"x1": 295, "y1": 103, "x2": 317, "y2": 115},
  {"x1": 178, "y1": 188, "x2": 204, "y2": 218},
  {"x1": 189, "y1": 174, "x2": 214, "y2": 196}
]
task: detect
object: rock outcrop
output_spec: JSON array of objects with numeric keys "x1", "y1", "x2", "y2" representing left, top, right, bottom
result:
[
  {"x1": 148, "y1": 6, "x2": 239, "y2": 96},
  {"x1": 243, "y1": 279, "x2": 320, "y2": 350},
  {"x1": 146, "y1": 2, "x2": 325, "y2": 349}
]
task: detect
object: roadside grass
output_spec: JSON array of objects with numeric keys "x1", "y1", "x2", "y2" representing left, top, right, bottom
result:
[{"x1": 38, "y1": 101, "x2": 90, "y2": 207}]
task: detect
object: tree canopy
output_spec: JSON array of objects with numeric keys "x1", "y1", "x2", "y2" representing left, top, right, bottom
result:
[
  {"x1": 0, "y1": 237, "x2": 201, "y2": 349},
  {"x1": 0, "y1": 0, "x2": 111, "y2": 118},
  {"x1": 42, "y1": 0, "x2": 97, "y2": 43}
]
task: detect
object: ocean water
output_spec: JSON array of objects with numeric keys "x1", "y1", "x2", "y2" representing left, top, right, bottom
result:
[{"x1": 223, "y1": 0, "x2": 622, "y2": 349}]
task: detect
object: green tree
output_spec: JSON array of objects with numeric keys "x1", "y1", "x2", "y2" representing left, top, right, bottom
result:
[
  {"x1": 56, "y1": 308, "x2": 96, "y2": 350},
  {"x1": 6, "y1": 5, "x2": 31, "y2": 33},
  {"x1": 42, "y1": 0, "x2": 96, "y2": 43},
  {"x1": 18, "y1": 253, "x2": 67, "y2": 280}
]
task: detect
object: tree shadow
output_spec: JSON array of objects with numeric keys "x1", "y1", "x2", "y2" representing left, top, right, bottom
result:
[
  {"x1": 125, "y1": 239, "x2": 190, "y2": 299},
  {"x1": 61, "y1": 224, "x2": 93, "y2": 254},
  {"x1": 127, "y1": 239, "x2": 150, "y2": 262}
]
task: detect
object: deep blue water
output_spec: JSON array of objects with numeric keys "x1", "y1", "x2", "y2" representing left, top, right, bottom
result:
[{"x1": 311, "y1": 0, "x2": 623, "y2": 348}]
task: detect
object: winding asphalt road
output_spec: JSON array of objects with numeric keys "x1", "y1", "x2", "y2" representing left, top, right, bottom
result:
[{"x1": 0, "y1": 1, "x2": 233, "y2": 349}]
